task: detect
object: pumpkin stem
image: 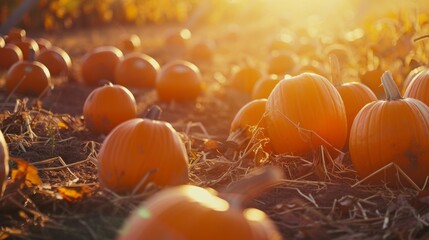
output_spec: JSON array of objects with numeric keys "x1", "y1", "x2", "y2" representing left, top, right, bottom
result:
[
  {"x1": 381, "y1": 71, "x2": 402, "y2": 101},
  {"x1": 225, "y1": 127, "x2": 250, "y2": 150},
  {"x1": 98, "y1": 80, "x2": 113, "y2": 87},
  {"x1": 144, "y1": 105, "x2": 162, "y2": 120},
  {"x1": 329, "y1": 54, "x2": 342, "y2": 86},
  {"x1": 221, "y1": 166, "x2": 283, "y2": 208},
  {"x1": 413, "y1": 34, "x2": 429, "y2": 42}
]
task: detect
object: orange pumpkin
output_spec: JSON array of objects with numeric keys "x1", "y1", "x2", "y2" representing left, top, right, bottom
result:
[
  {"x1": 35, "y1": 46, "x2": 72, "y2": 77},
  {"x1": 359, "y1": 68, "x2": 385, "y2": 99},
  {"x1": 267, "y1": 51, "x2": 296, "y2": 75},
  {"x1": 266, "y1": 73, "x2": 347, "y2": 155},
  {"x1": 35, "y1": 38, "x2": 52, "y2": 50},
  {"x1": 6, "y1": 28, "x2": 26, "y2": 43},
  {"x1": 0, "y1": 44, "x2": 23, "y2": 69},
  {"x1": 403, "y1": 67, "x2": 429, "y2": 107},
  {"x1": 401, "y1": 66, "x2": 425, "y2": 95},
  {"x1": 114, "y1": 53, "x2": 160, "y2": 89},
  {"x1": 80, "y1": 46, "x2": 123, "y2": 85},
  {"x1": 118, "y1": 167, "x2": 283, "y2": 240},
  {"x1": 330, "y1": 56, "x2": 377, "y2": 148},
  {"x1": 4, "y1": 58, "x2": 52, "y2": 96},
  {"x1": 156, "y1": 60, "x2": 203, "y2": 102},
  {"x1": 267, "y1": 37, "x2": 292, "y2": 53},
  {"x1": 230, "y1": 66, "x2": 262, "y2": 93},
  {"x1": 251, "y1": 74, "x2": 282, "y2": 99},
  {"x1": 83, "y1": 82, "x2": 137, "y2": 134},
  {"x1": 10, "y1": 37, "x2": 39, "y2": 60},
  {"x1": 165, "y1": 28, "x2": 191, "y2": 48},
  {"x1": 0, "y1": 130, "x2": 9, "y2": 198},
  {"x1": 350, "y1": 72, "x2": 429, "y2": 188},
  {"x1": 97, "y1": 106, "x2": 189, "y2": 194},
  {"x1": 120, "y1": 34, "x2": 141, "y2": 52},
  {"x1": 188, "y1": 40, "x2": 215, "y2": 61}
]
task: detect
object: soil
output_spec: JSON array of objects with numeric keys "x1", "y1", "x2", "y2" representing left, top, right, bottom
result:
[{"x1": 0, "y1": 22, "x2": 428, "y2": 240}]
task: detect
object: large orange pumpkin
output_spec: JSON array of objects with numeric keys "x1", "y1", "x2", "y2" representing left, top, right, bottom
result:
[
  {"x1": 10, "y1": 37, "x2": 39, "y2": 60},
  {"x1": 330, "y1": 56, "x2": 377, "y2": 148},
  {"x1": 36, "y1": 46, "x2": 72, "y2": 77},
  {"x1": 0, "y1": 130, "x2": 9, "y2": 198},
  {"x1": 83, "y1": 82, "x2": 137, "y2": 135},
  {"x1": 114, "y1": 53, "x2": 160, "y2": 89},
  {"x1": 266, "y1": 73, "x2": 347, "y2": 155},
  {"x1": 404, "y1": 67, "x2": 429, "y2": 107},
  {"x1": 4, "y1": 58, "x2": 52, "y2": 96},
  {"x1": 80, "y1": 46, "x2": 123, "y2": 85},
  {"x1": 97, "y1": 107, "x2": 189, "y2": 194},
  {"x1": 156, "y1": 60, "x2": 203, "y2": 102},
  {"x1": 251, "y1": 74, "x2": 282, "y2": 99},
  {"x1": 0, "y1": 44, "x2": 23, "y2": 69},
  {"x1": 350, "y1": 72, "x2": 429, "y2": 188},
  {"x1": 118, "y1": 167, "x2": 283, "y2": 240}
]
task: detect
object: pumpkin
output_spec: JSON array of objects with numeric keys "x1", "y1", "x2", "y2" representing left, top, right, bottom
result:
[
  {"x1": 10, "y1": 37, "x2": 39, "y2": 60},
  {"x1": 0, "y1": 130, "x2": 9, "y2": 198},
  {"x1": 97, "y1": 106, "x2": 189, "y2": 194},
  {"x1": 83, "y1": 82, "x2": 137, "y2": 135},
  {"x1": 6, "y1": 28, "x2": 25, "y2": 43},
  {"x1": 165, "y1": 28, "x2": 191, "y2": 48},
  {"x1": 330, "y1": 55, "x2": 377, "y2": 148},
  {"x1": 228, "y1": 99, "x2": 268, "y2": 149},
  {"x1": 0, "y1": 44, "x2": 23, "y2": 69},
  {"x1": 403, "y1": 67, "x2": 429, "y2": 107},
  {"x1": 251, "y1": 74, "x2": 282, "y2": 99},
  {"x1": 118, "y1": 167, "x2": 283, "y2": 240},
  {"x1": 35, "y1": 38, "x2": 52, "y2": 50},
  {"x1": 401, "y1": 66, "x2": 425, "y2": 95},
  {"x1": 0, "y1": 36, "x2": 4, "y2": 48},
  {"x1": 120, "y1": 34, "x2": 141, "y2": 52},
  {"x1": 350, "y1": 72, "x2": 429, "y2": 188},
  {"x1": 188, "y1": 40, "x2": 215, "y2": 61},
  {"x1": 266, "y1": 72, "x2": 347, "y2": 155},
  {"x1": 4, "y1": 53, "x2": 52, "y2": 96},
  {"x1": 80, "y1": 46, "x2": 123, "y2": 85},
  {"x1": 156, "y1": 60, "x2": 203, "y2": 102},
  {"x1": 230, "y1": 66, "x2": 262, "y2": 93},
  {"x1": 267, "y1": 36, "x2": 293, "y2": 53},
  {"x1": 359, "y1": 67, "x2": 385, "y2": 99},
  {"x1": 35, "y1": 46, "x2": 72, "y2": 77},
  {"x1": 267, "y1": 51, "x2": 297, "y2": 75},
  {"x1": 114, "y1": 53, "x2": 160, "y2": 89}
]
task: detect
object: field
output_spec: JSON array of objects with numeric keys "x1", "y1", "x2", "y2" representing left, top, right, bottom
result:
[{"x1": 1, "y1": 1, "x2": 429, "y2": 239}]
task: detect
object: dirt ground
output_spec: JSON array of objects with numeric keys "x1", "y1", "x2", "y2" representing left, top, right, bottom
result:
[{"x1": 0, "y1": 21, "x2": 428, "y2": 240}]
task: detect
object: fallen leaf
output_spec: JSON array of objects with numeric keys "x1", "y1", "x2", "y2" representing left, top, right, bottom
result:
[
  {"x1": 10, "y1": 158, "x2": 42, "y2": 188},
  {"x1": 56, "y1": 185, "x2": 92, "y2": 203}
]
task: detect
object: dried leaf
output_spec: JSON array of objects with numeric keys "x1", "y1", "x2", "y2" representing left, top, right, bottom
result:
[
  {"x1": 203, "y1": 139, "x2": 221, "y2": 151},
  {"x1": 56, "y1": 185, "x2": 92, "y2": 203},
  {"x1": 57, "y1": 121, "x2": 68, "y2": 129},
  {"x1": 10, "y1": 158, "x2": 42, "y2": 188}
]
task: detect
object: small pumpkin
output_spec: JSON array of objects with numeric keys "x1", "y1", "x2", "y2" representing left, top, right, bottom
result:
[
  {"x1": 10, "y1": 37, "x2": 39, "y2": 60},
  {"x1": 0, "y1": 44, "x2": 23, "y2": 69},
  {"x1": 267, "y1": 51, "x2": 297, "y2": 75},
  {"x1": 330, "y1": 55, "x2": 377, "y2": 148},
  {"x1": 266, "y1": 73, "x2": 347, "y2": 155},
  {"x1": 35, "y1": 46, "x2": 72, "y2": 77},
  {"x1": 118, "y1": 167, "x2": 283, "y2": 240},
  {"x1": 4, "y1": 50, "x2": 52, "y2": 96},
  {"x1": 80, "y1": 46, "x2": 123, "y2": 85},
  {"x1": 404, "y1": 67, "x2": 429, "y2": 107},
  {"x1": 359, "y1": 67, "x2": 385, "y2": 99},
  {"x1": 230, "y1": 66, "x2": 262, "y2": 94},
  {"x1": 114, "y1": 53, "x2": 160, "y2": 89},
  {"x1": 156, "y1": 60, "x2": 203, "y2": 102},
  {"x1": 188, "y1": 40, "x2": 215, "y2": 61},
  {"x1": 120, "y1": 34, "x2": 141, "y2": 52},
  {"x1": 164, "y1": 28, "x2": 191, "y2": 48},
  {"x1": 97, "y1": 106, "x2": 189, "y2": 194},
  {"x1": 35, "y1": 38, "x2": 52, "y2": 51},
  {"x1": 0, "y1": 130, "x2": 9, "y2": 198},
  {"x1": 5, "y1": 28, "x2": 25, "y2": 43},
  {"x1": 83, "y1": 82, "x2": 137, "y2": 134},
  {"x1": 228, "y1": 99, "x2": 268, "y2": 149},
  {"x1": 251, "y1": 74, "x2": 282, "y2": 99},
  {"x1": 350, "y1": 72, "x2": 429, "y2": 188},
  {"x1": 401, "y1": 65, "x2": 425, "y2": 95}
]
